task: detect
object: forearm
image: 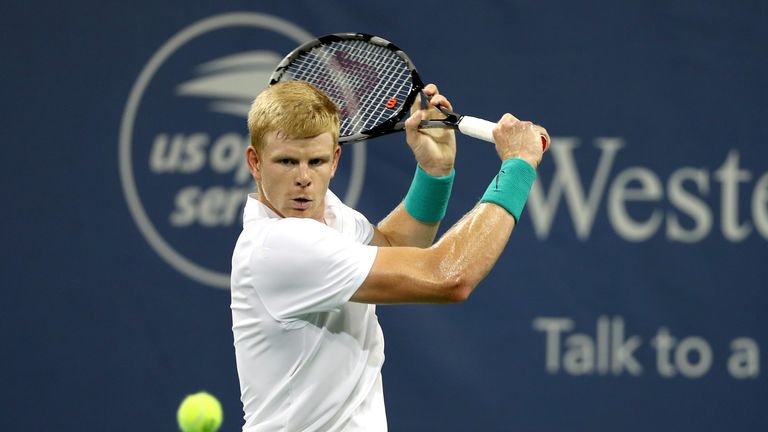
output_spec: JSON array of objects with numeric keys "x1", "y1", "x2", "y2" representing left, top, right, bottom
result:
[
  {"x1": 353, "y1": 115, "x2": 545, "y2": 305},
  {"x1": 428, "y1": 203, "x2": 516, "y2": 299},
  {"x1": 374, "y1": 158, "x2": 536, "y2": 299},
  {"x1": 374, "y1": 164, "x2": 454, "y2": 248},
  {"x1": 427, "y1": 157, "x2": 537, "y2": 298},
  {"x1": 354, "y1": 201, "x2": 516, "y2": 305},
  {"x1": 376, "y1": 203, "x2": 440, "y2": 248}
]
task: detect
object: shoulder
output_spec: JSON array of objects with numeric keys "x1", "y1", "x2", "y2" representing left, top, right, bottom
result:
[{"x1": 326, "y1": 190, "x2": 374, "y2": 244}]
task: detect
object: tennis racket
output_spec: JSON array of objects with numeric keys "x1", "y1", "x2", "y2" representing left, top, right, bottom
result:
[{"x1": 269, "y1": 33, "x2": 548, "y2": 150}]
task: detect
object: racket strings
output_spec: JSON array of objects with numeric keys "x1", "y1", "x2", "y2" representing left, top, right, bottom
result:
[
  {"x1": 282, "y1": 40, "x2": 414, "y2": 137},
  {"x1": 290, "y1": 41, "x2": 408, "y2": 131},
  {"x1": 341, "y1": 41, "x2": 409, "y2": 133},
  {"x1": 317, "y1": 41, "x2": 387, "y2": 132},
  {"x1": 355, "y1": 42, "x2": 413, "y2": 130}
]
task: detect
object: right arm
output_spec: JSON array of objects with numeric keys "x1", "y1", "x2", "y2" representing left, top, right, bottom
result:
[
  {"x1": 353, "y1": 202, "x2": 516, "y2": 303},
  {"x1": 351, "y1": 115, "x2": 549, "y2": 304}
]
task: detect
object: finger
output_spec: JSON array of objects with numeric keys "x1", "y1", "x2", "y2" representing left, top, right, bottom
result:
[
  {"x1": 423, "y1": 83, "x2": 439, "y2": 98},
  {"x1": 533, "y1": 125, "x2": 551, "y2": 151},
  {"x1": 427, "y1": 94, "x2": 453, "y2": 112},
  {"x1": 423, "y1": 84, "x2": 455, "y2": 113},
  {"x1": 493, "y1": 114, "x2": 516, "y2": 143},
  {"x1": 404, "y1": 109, "x2": 426, "y2": 147},
  {"x1": 500, "y1": 113, "x2": 521, "y2": 124},
  {"x1": 496, "y1": 113, "x2": 521, "y2": 134}
]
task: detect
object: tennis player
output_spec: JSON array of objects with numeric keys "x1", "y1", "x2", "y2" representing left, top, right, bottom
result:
[{"x1": 231, "y1": 81, "x2": 548, "y2": 431}]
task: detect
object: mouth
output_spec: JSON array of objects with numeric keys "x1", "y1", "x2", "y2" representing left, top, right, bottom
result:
[{"x1": 290, "y1": 197, "x2": 313, "y2": 210}]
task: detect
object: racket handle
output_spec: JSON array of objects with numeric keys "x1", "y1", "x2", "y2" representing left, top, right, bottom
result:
[
  {"x1": 458, "y1": 116, "x2": 549, "y2": 151},
  {"x1": 457, "y1": 116, "x2": 496, "y2": 143}
]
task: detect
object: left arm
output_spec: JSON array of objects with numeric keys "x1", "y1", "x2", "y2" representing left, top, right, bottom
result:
[
  {"x1": 371, "y1": 203, "x2": 439, "y2": 248},
  {"x1": 372, "y1": 84, "x2": 457, "y2": 248}
]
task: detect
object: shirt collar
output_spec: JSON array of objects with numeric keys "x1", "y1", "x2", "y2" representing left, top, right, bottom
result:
[{"x1": 242, "y1": 190, "x2": 343, "y2": 228}]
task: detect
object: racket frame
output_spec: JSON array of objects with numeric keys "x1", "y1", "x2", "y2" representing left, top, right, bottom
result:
[{"x1": 270, "y1": 33, "x2": 432, "y2": 144}]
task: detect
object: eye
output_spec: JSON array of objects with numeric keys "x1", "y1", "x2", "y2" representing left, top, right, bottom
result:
[
  {"x1": 279, "y1": 158, "x2": 297, "y2": 166},
  {"x1": 309, "y1": 158, "x2": 325, "y2": 166}
]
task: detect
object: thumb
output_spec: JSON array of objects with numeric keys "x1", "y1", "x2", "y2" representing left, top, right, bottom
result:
[
  {"x1": 404, "y1": 109, "x2": 423, "y2": 131},
  {"x1": 404, "y1": 109, "x2": 423, "y2": 147}
]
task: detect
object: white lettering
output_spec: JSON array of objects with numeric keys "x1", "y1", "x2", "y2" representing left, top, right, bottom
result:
[
  {"x1": 532, "y1": 317, "x2": 574, "y2": 373},
  {"x1": 728, "y1": 337, "x2": 760, "y2": 379},
  {"x1": 150, "y1": 132, "x2": 253, "y2": 178},
  {"x1": 149, "y1": 133, "x2": 209, "y2": 173},
  {"x1": 563, "y1": 334, "x2": 594, "y2": 375},
  {"x1": 651, "y1": 327, "x2": 677, "y2": 377},
  {"x1": 608, "y1": 167, "x2": 663, "y2": 242},
  {"x1": 169, "y1": 186, "x2": 199, "y2": 226},
  {"x1": 752, "y1": 172, "x2": 768, "y2": 239},
  {"x1": 150, "y1": 133, "x2": 181, "y2": 173},
  {"x1": 666, "y1": 168, "x2": 712, "y2": 243},
  {"x1": 528, "y1": 141, "x2": 767, "y2": 243},
  {"x1": 169, "y1": 186, "x2": 248, "y2": 227},
  {"x1": 610, "y1": 316, "x2": 643, "y2": 375},
  {"x1": 210, "y1": 133, "x2": 247, "y2": 176},
  {"x1": 651, "y1": 328, "x2": 712, "y2": 378},
  {"x1": 714, "y1": 150, "x2": 752, "y2": 242},
  {"x1": 675, "y1": 336, "x2": 712, "y2": 378},
  {"x1": 596, "y1": 315, "x2": 610, "y2": 374},
  {"x1": 533, "y1": 316, "x2": 642, "y2": 376},
  {"x1": 528, "y1": 138, "x2": 623, "y2": 240}
]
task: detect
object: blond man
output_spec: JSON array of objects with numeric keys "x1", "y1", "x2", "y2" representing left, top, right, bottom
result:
[{"x1": 231, "y1": 81, "x2": 547, "y2": 431}]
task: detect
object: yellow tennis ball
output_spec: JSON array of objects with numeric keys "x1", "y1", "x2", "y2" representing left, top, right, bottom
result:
[{"x1": 176, "y1": 391, "x2": 223, "y2": 432}]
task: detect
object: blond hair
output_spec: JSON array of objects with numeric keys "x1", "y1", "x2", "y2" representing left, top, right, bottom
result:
[{"x1": 247, "y1": 81, "x2": 340, "y2": 152}]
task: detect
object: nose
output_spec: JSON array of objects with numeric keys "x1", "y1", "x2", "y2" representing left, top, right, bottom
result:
[{"x1": 295, "y1": 163, "x2": 311, "y2": 187}]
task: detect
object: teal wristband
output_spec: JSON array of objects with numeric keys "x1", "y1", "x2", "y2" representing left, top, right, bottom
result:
[
  {"x1": 404, "y1": 165, "x2": 455, "y2": 223},
  {"x1": 480, "y1": 158, "x2": 536, "y2": 222}
]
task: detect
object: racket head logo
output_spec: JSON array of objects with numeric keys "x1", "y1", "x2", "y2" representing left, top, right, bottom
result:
[{"x1": 118, "y1": 13, "x2": 368, "y2": 289}]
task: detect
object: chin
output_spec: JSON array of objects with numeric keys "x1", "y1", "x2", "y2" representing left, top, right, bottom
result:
[{"x1": 285, "y1": 209, "x2": 317, "y2": 220}]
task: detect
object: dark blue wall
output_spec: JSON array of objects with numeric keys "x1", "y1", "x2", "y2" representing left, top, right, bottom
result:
[{"x1": 3, "y1": 1, "x2": 767, "y2": 430}]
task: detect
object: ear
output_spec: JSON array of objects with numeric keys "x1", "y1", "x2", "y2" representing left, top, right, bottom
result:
[
  {"x1": 329, "y1": 145, "x2": 342, "y2": 179},
  {"x1": 246, "y1": 146, "x2": 262, "y2": 182}
]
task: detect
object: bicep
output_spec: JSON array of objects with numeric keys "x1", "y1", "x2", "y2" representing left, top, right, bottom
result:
[{"x1": 350, "y1": 246, "x2": 462, "y2": 304}]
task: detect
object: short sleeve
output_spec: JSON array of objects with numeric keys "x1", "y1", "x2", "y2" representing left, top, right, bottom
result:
[
  {"x1": 251, "y1": 218, "x2": 378, "y2": 321},
  {"x1": 348, "y1": 206, "x2": 375, "y2": 245}
]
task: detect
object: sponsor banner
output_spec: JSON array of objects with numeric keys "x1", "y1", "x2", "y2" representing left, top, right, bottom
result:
[{"x1": 5, "y1": 3, "x2": 767, "y2": 432}]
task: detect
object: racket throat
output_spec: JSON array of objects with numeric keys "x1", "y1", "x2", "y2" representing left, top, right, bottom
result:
[
  {"x1": 419, "y1": 104, "x2": 462, "y2": 129},
  {"x1": 418, "y1": 118, "x2": 461, "y2": 130}
]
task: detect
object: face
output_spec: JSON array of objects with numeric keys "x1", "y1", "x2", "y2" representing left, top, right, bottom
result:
[{"x1": 247, "y1": 131, "x2": 341, "y2": 222}]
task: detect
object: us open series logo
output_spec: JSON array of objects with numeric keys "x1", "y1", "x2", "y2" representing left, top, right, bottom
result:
[{"x1": 119, "y1": 13, "x2": 368, "y2": 289}]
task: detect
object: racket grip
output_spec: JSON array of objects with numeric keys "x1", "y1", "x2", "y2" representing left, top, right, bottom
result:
[
  {"x1": 459, "y1": 116, "x2": 549, "y2": 151},
  {"x1": 457, "y1": 116, "x2": 496, "y2": 143}
]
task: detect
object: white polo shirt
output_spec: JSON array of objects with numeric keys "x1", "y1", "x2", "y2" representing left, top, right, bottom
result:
[{"x1": 231, "y1": 190, "x2": 385, "y2": 432}]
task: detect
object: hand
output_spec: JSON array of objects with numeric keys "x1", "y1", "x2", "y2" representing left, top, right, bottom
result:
[
  {"x1": 491, "y1": 113, "x2": 550, "y2": 169},
  {"x1": 403, "y1": 84, "x2": 457, "y2": 176}
]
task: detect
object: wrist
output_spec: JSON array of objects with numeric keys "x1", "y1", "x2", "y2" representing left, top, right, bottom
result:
[
  {"x1": 480, "y1": 158, "x2": 536, "y2": 222},
  {"x1": 417, "y1": 162, "x2": 454, "y2": 178},
  {"x1": 501, "y1": 154, "x2": 538, "y2": 170},
  {"x1": 404, "y1": 165, "x2": 455, "y2": 223}
]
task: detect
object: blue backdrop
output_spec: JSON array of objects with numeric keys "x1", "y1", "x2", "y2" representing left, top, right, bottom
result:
[{"x1": 2, "y1": 1, "x2": 767, "y2": 430}]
